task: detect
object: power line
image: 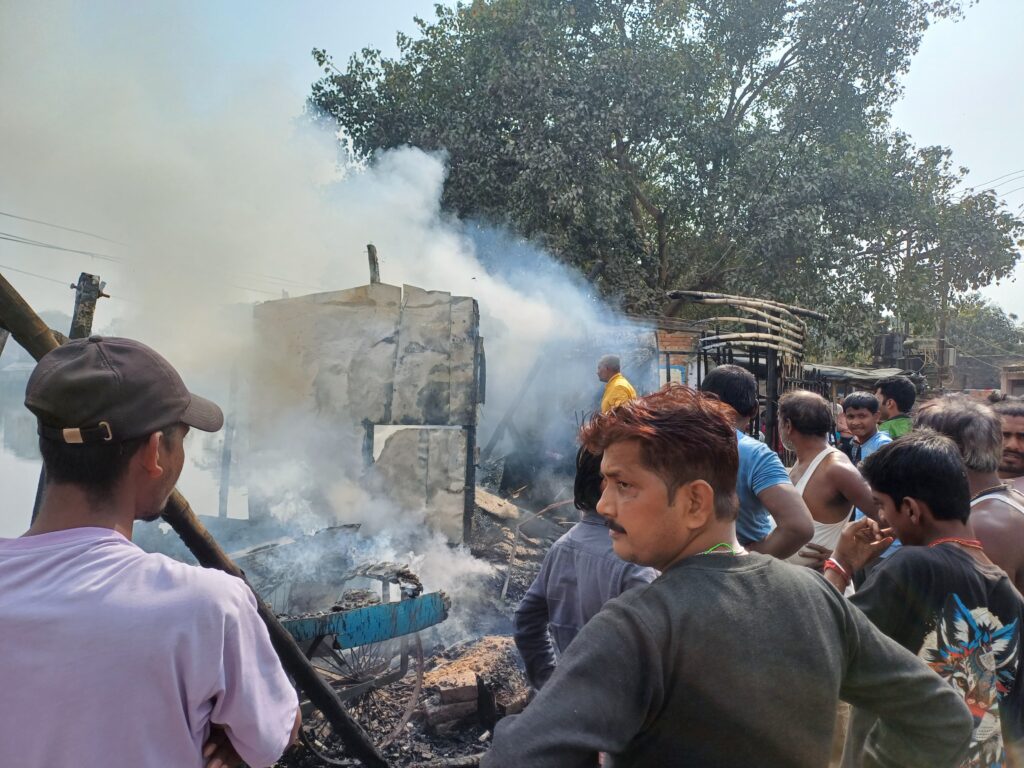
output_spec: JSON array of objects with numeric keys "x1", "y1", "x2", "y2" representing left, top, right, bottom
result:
[
  {"x1": 971, "y1": 168, "x2": 1024, "y2": 188},
  {"x1": 999, "y1": 184, "x2": 1024, "y2": 199},
  {"x1": 0, "y1": 210, "x2": 123, "y2": 244},
  {"x1": 953, "y1": 325, "x2": 1023, "y2": 359},
  {"x1": 952, "y1": 347, "x2": 1004, "y2": 371},
  {"x1": 0, "y1": 263, "x2": 73, "y2": 287},
  {"x1": 0, "y1": 232, "x2": 121, "y2": 263},
  {"x1": 989, "y1": 172, "x2": 1024, "y2": 191}
]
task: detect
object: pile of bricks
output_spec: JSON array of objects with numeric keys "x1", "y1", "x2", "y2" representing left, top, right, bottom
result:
[{"x1": 418, "y1": 636, "x2": 529, "y2": 733}]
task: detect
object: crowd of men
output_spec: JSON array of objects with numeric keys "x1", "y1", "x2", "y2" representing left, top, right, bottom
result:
[
  {"x1": 5, "y1": 337, "x2": 1024, "y2": 767},
  {"x1": 502, "y1": 357, "x2": 1024, "y2": 767}
]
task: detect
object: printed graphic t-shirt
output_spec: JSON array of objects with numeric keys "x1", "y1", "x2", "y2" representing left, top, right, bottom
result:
[
  {"x1": 0, "y1": 527, "x2": 298, "y2": 768},
  {"x1": 848, "y1": 544, "x2": 1024, "y2": 767}
]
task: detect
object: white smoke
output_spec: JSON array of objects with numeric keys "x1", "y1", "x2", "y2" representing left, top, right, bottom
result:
[{"x1": 0, "y1": 2, "x2": 646, "y2": 641}]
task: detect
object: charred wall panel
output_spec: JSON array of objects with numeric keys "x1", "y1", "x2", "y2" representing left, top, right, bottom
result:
[
  {"x1": 251, "y1": 282, "x2": 481, "y2": 541},
  {"x1": 391, "y1": 286, "x2": 453, "y2": 425}
]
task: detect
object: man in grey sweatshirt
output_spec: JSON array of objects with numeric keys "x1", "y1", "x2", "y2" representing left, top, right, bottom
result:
[{"x1": 483, "y1": 385, "x2": 972, "y2": 768}]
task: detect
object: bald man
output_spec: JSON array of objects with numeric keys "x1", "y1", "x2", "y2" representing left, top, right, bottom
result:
[{"x1": 597, "y1": 355, "x2": 636, "y2": 413}]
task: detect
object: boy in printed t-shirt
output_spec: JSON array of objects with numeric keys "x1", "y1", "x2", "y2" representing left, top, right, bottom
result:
[{"x1": 826, "y1": 432, "x2": 1024, "y2": 768}]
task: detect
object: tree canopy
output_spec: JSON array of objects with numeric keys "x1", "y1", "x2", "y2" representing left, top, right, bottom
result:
[{"x1": 309, "y1": 0, "x2": 1023, "y2": 357}]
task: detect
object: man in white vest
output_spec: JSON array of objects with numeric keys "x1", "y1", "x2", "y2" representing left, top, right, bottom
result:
[{"x1": 778, "y1": 391, "x2": 876, "y2": 568}]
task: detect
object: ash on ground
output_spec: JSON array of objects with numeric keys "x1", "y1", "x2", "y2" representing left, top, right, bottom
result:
[{"x1": 274, "y1": 488, "x2": 575, "y2": 768}]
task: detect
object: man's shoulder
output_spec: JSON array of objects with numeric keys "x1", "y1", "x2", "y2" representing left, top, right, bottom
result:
[
  {"x1": 736, "y1": 430, "x2": 775, "y2": 457},
  {"x1": 133, "y1": 549, "x2": 253, "y2": 611},
  {"x1": 616, "y1": 555, "x2": 828, "y2": 619},
  {"x1": 869, "y1": 431, "x2": 893, "y2": 447}
]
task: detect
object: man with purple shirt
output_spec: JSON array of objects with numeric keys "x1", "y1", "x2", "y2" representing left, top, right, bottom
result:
[{"x1": 0, "y1": 336, "x2": 300, "y2": 768}]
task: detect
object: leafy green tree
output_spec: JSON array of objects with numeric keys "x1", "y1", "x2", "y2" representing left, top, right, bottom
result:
[
  {"x1": 309, "y1": 0, "x2": 1022, "y2": 357},
  {"x1": 945, "y1": 294, "x2": 1024, "y2": 390}
]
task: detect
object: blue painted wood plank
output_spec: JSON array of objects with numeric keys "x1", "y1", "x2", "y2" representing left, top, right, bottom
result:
[{"x1": 281, "y1": 592, "x2": 449, "y2": 648}]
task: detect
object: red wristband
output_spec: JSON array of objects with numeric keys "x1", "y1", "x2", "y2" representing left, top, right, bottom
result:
[{"x1": 824, "y1": 557, "x2": 850, "y2": 584}]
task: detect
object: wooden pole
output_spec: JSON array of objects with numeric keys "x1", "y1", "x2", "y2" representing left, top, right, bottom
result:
[
  {"x1": 367, "y1": 244, "x2": 381, "y2": 284},
  {"x1": 937, "y1": 255, "x2": 950, "y2": 390},
  {"x1": 69, "y1": 272, "x2": 104, "y2": 339},
  {"x1": 33, "y1": 273, "x2": 106, "y2": 523},
  {"x1": 0, "y1": 270, "x2": 389, "y2": 768}
]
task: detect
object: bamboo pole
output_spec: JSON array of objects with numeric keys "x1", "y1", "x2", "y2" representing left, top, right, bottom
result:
[
  {"x1": 666, "y1": 289, "x2": 828, "y2": 322},
  {"x1": 670, "y1": 297, "x2": 806, "y2": 334},
  {"x1": 699, "y1": 333, "x2": 803, "y2": 352},
  {"x1": 700, "y1": 340, "x2": 802, "y2": 357},
  {"x1": 704, "y1": 316, "x2": 804, "y2": 341},
  {"x1": 0, "y1": 271, "x2": 389, "y2": 768}
]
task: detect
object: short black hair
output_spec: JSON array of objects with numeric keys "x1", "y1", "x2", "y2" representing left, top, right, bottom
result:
[
  {"x1": 39, "y1": 424, "x2": 180, "y2": 502},
  {"x1": 860, "y1": 430, "x2": 970, "y2": 523},
  {"x1": 874, "y1": 376, "x2": 917, "y2": 413},
  {"x1": 574, "y1": 446, "x2": 604, "y2": 512},
  {"x1": 779, "y1": 391, "x2": 833, "y2": 437},
  {"x1": 700, "y1": 364, "x2": 758, "y2": 417},
  {"x1": 995, "y1": 398, "x2": 1024, "y2": 420},
  {"x1": 842, "y1": 391, "x2": 879, "y2": 415}
]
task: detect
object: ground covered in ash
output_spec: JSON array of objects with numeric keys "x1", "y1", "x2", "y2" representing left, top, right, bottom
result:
[
  {"x1": 274, "y1": 499, "x2": 570, "y2": 768},
  {"x1": 273, "y1": 648, "x2": 493, "y2": 767}
]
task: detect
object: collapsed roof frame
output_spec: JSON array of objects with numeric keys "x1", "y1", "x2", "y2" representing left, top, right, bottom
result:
[{"x1": 665, "y1": 290, "x2": 829, "y2": 454}]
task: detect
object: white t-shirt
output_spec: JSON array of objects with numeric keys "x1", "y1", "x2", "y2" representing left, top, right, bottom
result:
[{"x1": 0, "y1": 527, "x2": 298, "y2": 767}]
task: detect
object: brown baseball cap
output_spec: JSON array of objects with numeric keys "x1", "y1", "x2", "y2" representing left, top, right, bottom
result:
[{"x1": 25, "y1": 335, "x2": 224, "y2": 444}]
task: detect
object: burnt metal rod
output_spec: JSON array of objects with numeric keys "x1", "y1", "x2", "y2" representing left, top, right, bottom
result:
[{"x1": 0, "y1": 270, "x2": 389, "y2": 768}]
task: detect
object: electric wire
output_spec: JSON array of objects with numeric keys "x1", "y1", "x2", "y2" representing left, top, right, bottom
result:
[
  {"x1": 971, "y1": 168, "x2": 1024, "y2": 188},
  {"x1": 0, "y1": 210, "x2": 123, "y2": 244},
  {"x1": 0, "y1": 232, "x2": 121, "y2": 263},
  {"x1": 0, "y1": 262, "x2": 72, "y2": 287}
]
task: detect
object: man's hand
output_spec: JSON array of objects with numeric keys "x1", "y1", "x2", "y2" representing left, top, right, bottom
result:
[
  {"x1": 797, "y1": 542, "x2": 832, "y2": 570},
  {"x1": 203, "y1": 725, "x2": 242, "y2": 768},
  {"x1": 833, "y1": 518, "x2": 893, "y2": 574}
]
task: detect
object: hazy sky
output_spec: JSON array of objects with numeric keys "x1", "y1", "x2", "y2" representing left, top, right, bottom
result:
[{"x1": 1, "y1": 0, "x2": 1021, "y2": 316}]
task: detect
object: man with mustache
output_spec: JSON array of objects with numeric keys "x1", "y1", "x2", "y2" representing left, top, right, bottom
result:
[
  {"x1": 915, "y1": 395, "x2": 1024, "y2": 595},
  {"x1": 483, "y1": 385, "x2": 971, "y2": 767},
  {"x1": 0, "y1": 337, "x2": 300, "y2": 768},
  {"x1": 995, "y1": 399, "x2": 1024, "y2": 493}
]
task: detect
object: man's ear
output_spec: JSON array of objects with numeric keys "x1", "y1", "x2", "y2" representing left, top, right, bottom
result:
[
  {"x1": 904, "y1": 497, "x2": 926, "y2": 525},
  {"x1": 137, "y1": 432, "x2": 165, "y2": 479},
  {"x1": 677, "y1": 479, "x2": 716, "y2": 529}
]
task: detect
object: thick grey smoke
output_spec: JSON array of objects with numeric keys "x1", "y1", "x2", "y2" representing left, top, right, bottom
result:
[{"x1": 0, "y1": 2, "x2": 651, "y2": 640}]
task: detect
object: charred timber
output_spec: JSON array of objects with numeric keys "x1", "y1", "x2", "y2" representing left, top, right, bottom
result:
[{"x1": 0, "y1": 270, "x2": 390, "y2": 768}]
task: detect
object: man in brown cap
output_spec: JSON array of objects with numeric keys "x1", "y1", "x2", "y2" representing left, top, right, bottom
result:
[{"x1": 0, "y1": 336, "x2": 300, "y2": 768}]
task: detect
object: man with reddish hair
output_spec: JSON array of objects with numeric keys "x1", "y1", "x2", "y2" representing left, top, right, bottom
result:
[{"x1": 483, "y1": 385, "x2": 971, "y2": 768}]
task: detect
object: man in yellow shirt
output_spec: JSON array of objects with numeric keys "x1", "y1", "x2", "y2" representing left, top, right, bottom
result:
[{"x1": 598, "y1": 354, "x2": 637, "y2": 412}]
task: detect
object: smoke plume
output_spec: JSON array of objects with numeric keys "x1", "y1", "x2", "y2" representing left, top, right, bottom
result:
[{"x1": 0, "y1": 2, "x2": 650, "y2": 641}]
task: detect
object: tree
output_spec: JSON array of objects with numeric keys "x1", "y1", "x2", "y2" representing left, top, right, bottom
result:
[
  {"x1": 309, "y1": 0, "x2": 1022, "y2": 356},
  {"x1": 946, "y1": 294, "x2": 1024, "y2": 390}
]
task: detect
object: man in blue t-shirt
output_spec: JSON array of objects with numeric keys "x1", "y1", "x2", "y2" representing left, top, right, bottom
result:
[{"x1": 702, "y1": 366, "x2": 813, "y2": 558}]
